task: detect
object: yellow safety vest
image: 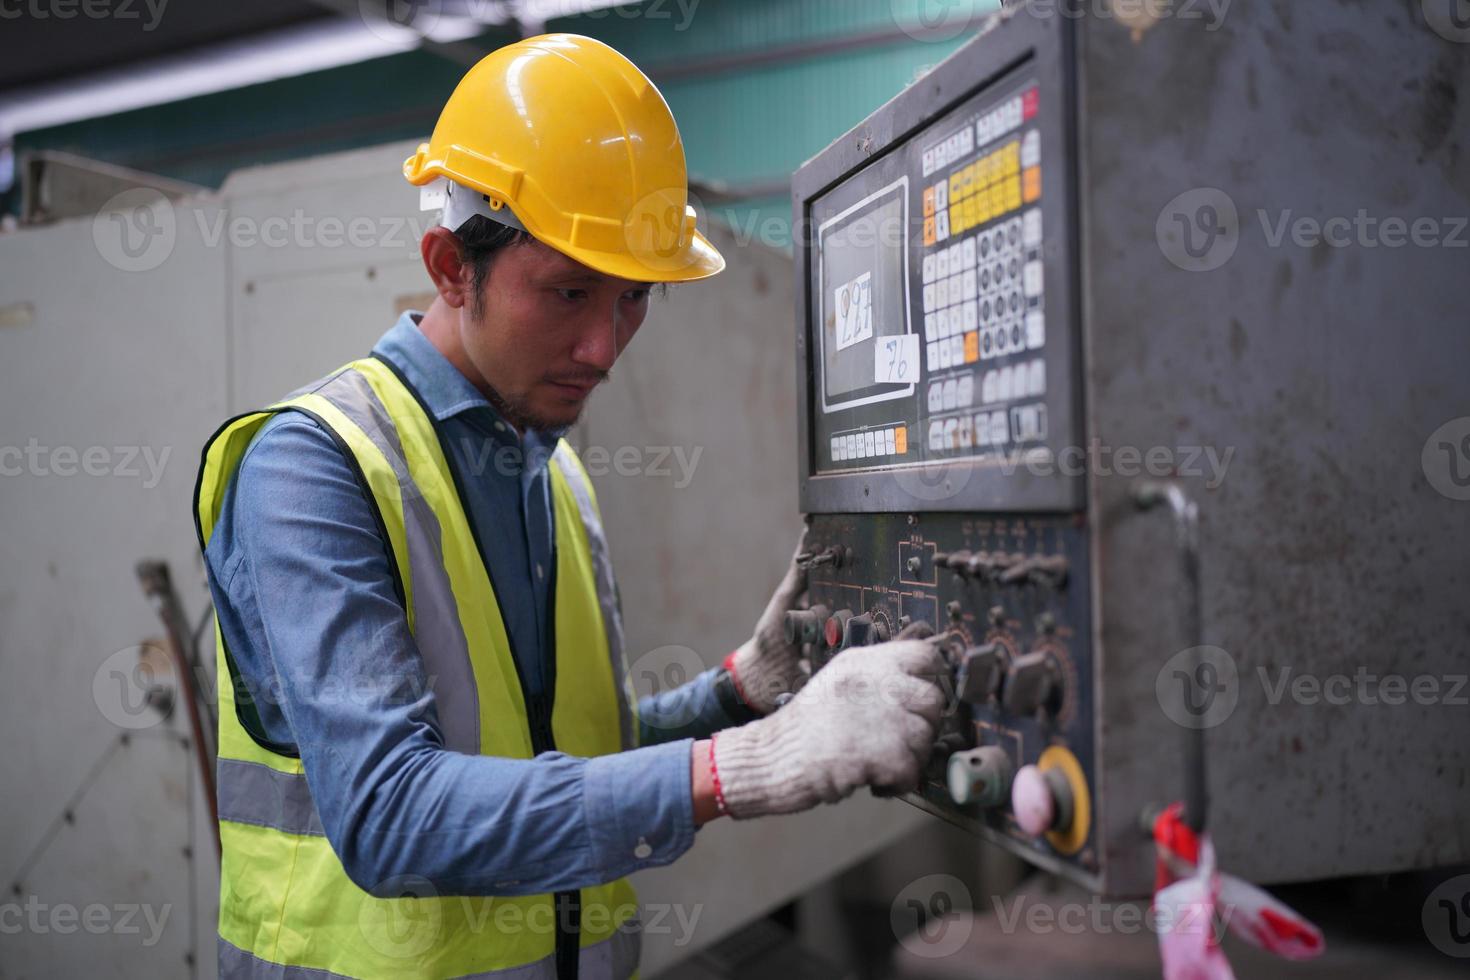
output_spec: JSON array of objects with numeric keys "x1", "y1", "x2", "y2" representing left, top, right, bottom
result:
[{"x1": 194, "y1": 354, "x2": 641, "y2": 979}]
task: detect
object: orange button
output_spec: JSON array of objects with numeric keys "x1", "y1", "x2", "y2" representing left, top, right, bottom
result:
[
  {"x1": 895, "y1": 426, "x2": 908, "y2": 455},
  {"x1": 964, "y1": 331, "x2": 979, "y2": 363},
  {"x1": 1023, "y1": 166, "x2": 1042, "y2": 203},
  {"x1": 923, "y1": 216, "x2": 936, "y2": 246},
  {"x1": 923, "y1": 186, "x2": 935, "y2": 218}
]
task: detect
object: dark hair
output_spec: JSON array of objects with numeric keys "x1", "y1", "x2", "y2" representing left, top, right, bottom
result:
[
  {"x1": 454, "y1": 214, "x2": 533, "y2": 320},
  {"x1": 453, "y1": 214, "x2": 671, "y2": 318}
]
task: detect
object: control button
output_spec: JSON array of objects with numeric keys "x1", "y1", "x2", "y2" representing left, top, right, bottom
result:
[
  {"x1": 1011, "y1": 764, "x2": 1075, "y2": 837},
  {"x1": 1002, "y1": 651, "x2": 1061, "y2": 716},
  {"x1": 956, "y1": 643, "x2": 1006, "y2": 704},
  {"x1": 948, "y1": 747, "x2": 1014, "y2": 808},
  {"x1": 825, "y1": 610, "x2": 853, "y2": 650},
  {"x1": 783, "y1": 604, "x2": 831, "y2": 646}
]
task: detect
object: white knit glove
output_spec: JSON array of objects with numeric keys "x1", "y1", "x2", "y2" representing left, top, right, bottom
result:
[
  {"x1": 711, "y1": 635, "x2": 949, "y2": 818},
  {"x1": 726, "y1": 534, "x2": 808, "y2": 714}
]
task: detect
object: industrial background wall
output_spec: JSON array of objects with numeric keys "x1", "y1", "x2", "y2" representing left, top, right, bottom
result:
[{"x1": 0, "y1": 139, "x2": 938, "y2": 978}]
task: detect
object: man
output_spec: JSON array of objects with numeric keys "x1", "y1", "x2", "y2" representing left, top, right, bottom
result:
[{"x1": 195, "y1": 33, "x2": 947, "y2": 980}]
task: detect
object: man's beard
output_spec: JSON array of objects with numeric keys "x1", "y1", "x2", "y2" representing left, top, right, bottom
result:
[{"x1": 482, "y1": 377, "x2": 598, "y2": 435}]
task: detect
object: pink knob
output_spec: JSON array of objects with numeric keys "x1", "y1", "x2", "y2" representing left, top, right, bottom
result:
[{"x1": 1011, "y1": 764, "x2": 1055, "y2": 837}]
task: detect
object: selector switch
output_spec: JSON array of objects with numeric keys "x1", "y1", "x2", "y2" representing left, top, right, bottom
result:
[
  {"x1": 1002, "y1": 651, "x2": 1062, "y2": 716},
  {"x1": 956, "y1": 643, "x2": 1006, "y2": 704},
  {"x1": 843, "y1": 613, "x2": 876, "y2": 649},
  {"x1": 947, "y1": 746, "x2": 1014, "y2": 808}
]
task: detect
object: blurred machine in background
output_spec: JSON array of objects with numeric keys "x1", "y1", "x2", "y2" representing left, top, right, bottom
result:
[{"x1": 790, "y1": 1, "x2": 1470, "y2": 896}]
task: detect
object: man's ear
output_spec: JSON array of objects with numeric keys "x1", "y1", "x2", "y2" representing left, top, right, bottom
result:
[{"x1": 421, "y1": 226, "x2": 472, "y2": 309}]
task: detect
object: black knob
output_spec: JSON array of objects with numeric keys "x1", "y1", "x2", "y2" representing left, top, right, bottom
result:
[
  {"x1": 783, "y1": 604, "x2": 830, "y2": 646},
  {"x1": 843, "y1": 613, "x2": 876, "y2": 649},
  {"x1": 956, "y1": 643, "x2": 1006, "y2": 704},
  {"x1": 1002, "y1": 651, "x2": 1061, "y2": 716}
]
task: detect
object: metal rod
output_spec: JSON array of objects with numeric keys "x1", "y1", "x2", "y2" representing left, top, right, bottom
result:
[
  {"x1": 1133, "y1": 480, "x2": 1207, "y2": 835},
  {"x1": 136, "y1": 559, "x2": 221, "y2": 856}
]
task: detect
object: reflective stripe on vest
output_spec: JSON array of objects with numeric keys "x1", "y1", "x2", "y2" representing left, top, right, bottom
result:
[{"x1": 195, "y1": 357, "x2": 641, "y2": 979}]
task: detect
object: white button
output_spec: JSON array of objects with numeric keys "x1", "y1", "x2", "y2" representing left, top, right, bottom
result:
[
  {"x1": 928, "y1": 383, "x2": 944, "y2": 413},
  {"x1": 943, "y1": 418, "x2": 959, "y2": 449},
  {"x1": 831, "y1": 436, "x2": 843, "y2": 461},
  {"x1": 1029, "y1": 359, "x2": 1046, "y2": 396},
  {"x1": 864, "y1": 431, "x2": 876, "y2": 456},
  {"x1": 936, "y1": 248, "x2": 950, "y2": 279},
  {"x1": 950, "y1": 335, "x2": 965, "y2": 364},
  {"x1": 949, "y1": 274, "x2": 963, "y2": 305},
  {"x1": 962, "y1": 300, "x2": 978, "y2": 332},
  {"x1": 634, "y1": 838, "x2": 653, "y2": 860},
  {"x1": 934, "y1": 180, "x2": 948, "y2": 211},
  {"x1": 1023, "y1": 208, "x2": 1043, "y2": 248},
  {"x1": 957, "y1": 374, "x2": 975, "y2": 407},
  {"x1": 935, "y1": 209, "x2": 950, "y2": 241},
  {"x1": 1022, "y1": 130, "x2": 1041, "y2": 168},
  {"x1": 958, "y1": 416, "x2": 974, "y2": 449},
  {"x1": 941, "y1": 379, "x2": 958, "y2": 411},
  {"x1": 846, "y1": 434, "x2": 859, "y2": 457},
  {"x1": 1024, "y1": 260, "x2": 1044, "y2": 298},
  {"x1": 927, "y1": 342, "x2": 940, "y2": 373},
  {"x1": 924, "y1": 312, "x2": 937, "y2": 340},
  {"x1": 922, "y1": 253, "x2": 936, "y2": 284},
  {"x1": 884, "y1": 428, "x2": 897, "y2": 455},
  {"x1": 922, "y1": 283, "x2": 935, "y2": 313},
  {"x1": 981, "y1": 370, "x2": 997, "y2": 404},
  {"x1": 962, "y1": 269, "x2": 977, "y2": 301},
  {"x1": 962, "y1": 236, "x2": 976, "y2": 269},
  {"x1": 928, "y1": 421, "x2": 944, "y2": 451},
  {"x1": 936, "y1": 278, "x2": 949, "y2": 309},
  {"x1": 974, "y1": 413, "x2": 991, "y2": 447},
  {"x1": 938, "y1": 340, "x2": 953, "y2": 370},
  {"x1": 997, "y1": 366, "x2": 1014, "y2": 402},
  {"x1": 1026, "y1": 311, "x2": 1046, "y2": 349}
]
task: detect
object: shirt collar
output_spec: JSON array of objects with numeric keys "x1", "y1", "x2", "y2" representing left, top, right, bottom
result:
[{"x1": 371, "y1": 311, "x2": 566, "y2": 456}]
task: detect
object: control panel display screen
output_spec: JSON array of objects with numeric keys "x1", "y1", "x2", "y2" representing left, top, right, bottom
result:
[{"x1": 808, "y1": 66, "x2": 1050, "y2": 474}]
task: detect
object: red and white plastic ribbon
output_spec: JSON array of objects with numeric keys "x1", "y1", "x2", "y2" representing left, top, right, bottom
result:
[{"x1": 1152, "y1": 803, "x2": 1324, "y2": 979}]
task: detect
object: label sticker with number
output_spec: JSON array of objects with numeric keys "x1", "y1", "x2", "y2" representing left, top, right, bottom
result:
[
  {"x1": 874, "y1": 333, "x2": 920, "y2": 385},
  {"x1": 834, "y1": 271, "x2": 874, "y2": 352}
]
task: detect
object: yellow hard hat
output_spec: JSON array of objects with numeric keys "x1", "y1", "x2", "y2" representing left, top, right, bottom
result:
[{"x1": 404, "y1": 33, "x2": 724, "y2": 283}]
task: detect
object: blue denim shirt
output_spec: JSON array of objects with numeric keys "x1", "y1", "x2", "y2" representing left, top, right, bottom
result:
[{"x1": 203, "y1": 312, "x2": 738, "y2": 895}]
